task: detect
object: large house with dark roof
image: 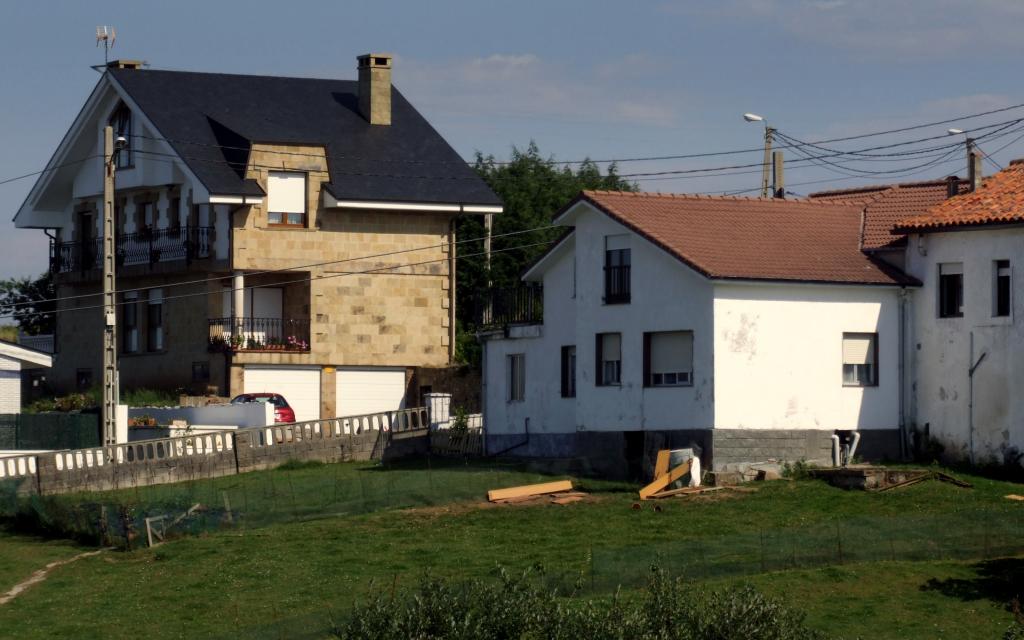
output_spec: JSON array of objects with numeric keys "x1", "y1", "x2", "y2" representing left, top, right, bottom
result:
[{"x1": 14, "y1": 55, "x2": 501, "y2": 421}]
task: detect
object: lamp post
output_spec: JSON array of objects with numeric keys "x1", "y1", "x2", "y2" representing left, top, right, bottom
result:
[{"x1": 745, "y1": 113, "x2": 774, "y2": 198}]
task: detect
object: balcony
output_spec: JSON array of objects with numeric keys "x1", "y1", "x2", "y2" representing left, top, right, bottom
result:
[
  {"x1": 208, "y1": 317, "x2": 311, "y2": 353},
  {"x1": 474, "y1": 284, "x2": 543, "y2": 330},
  {"x1": 50, "y1": 226, "x2": 214, "y2": 274}
]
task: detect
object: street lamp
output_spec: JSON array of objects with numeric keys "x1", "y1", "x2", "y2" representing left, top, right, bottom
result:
[{"x1": 744, "y1": 113, "x2": 774, "y2": 198}]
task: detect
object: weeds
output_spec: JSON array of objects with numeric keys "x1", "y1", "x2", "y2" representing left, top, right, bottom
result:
[{"x1": 782, "y1": 459, "x2": 814, "y2": 480}]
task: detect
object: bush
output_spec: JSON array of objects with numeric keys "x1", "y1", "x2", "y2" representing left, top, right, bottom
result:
[
  {"x1": 449, "y1": 406, "x2": 469, "y2": 437},
  {"x1": 339, "y1": 567, "x2": 829, "y2": 640},
  {"x1": 782, "y1": 459, "x2": 813, "y2": 480}
]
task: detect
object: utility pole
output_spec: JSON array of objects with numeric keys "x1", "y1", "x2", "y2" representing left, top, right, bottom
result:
[
  {"x1": 772, "y1": 150, "x2": 785, "y2": 198},
  {"x1": 102, "y1": 125, "x2": 119, "y2": 446},
  {"x1": 759, "y1": 126, "x2": 774, "y2": 198}
]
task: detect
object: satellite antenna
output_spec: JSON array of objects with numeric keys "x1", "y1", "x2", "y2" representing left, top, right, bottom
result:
[{"x1": 96, "y1": 26, "x2": 116, "y2": 64}]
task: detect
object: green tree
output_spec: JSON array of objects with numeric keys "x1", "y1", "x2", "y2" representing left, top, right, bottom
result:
[
  {"x1": 0, "y1": 272, "x2": 56, "y2": 336},
  {"x1": 456, "y1": 142, "x2": 635, "y2": 355}
]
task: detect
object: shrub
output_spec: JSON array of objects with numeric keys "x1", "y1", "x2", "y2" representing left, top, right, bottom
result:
[
  {"x1": 339, "y1": 567, "x2": 829, "y2": 640},
  {"x1": 449, "y1": 406, "x2": 470, "y2": 437},
  {"x1": 782, "y1": 459, "x2": 813, "y2": 480}
]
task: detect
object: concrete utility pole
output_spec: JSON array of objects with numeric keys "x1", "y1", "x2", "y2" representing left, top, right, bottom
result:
[
  {"x1": 102, "y1": 125, "x2": 119, "y2": 446},
  {"x1": 760, "y1": 126, "x2": 775, "y2": 198},
  {"x1": 772, "y1": 150, "x2": 785, "y2": 198}
]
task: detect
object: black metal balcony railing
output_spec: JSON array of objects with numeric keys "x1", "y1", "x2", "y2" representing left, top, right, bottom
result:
[
  {"x1": 604, "y1": 264, "x2": 631, "y2": 304},
  {"x1": 474, "y1": 284, "x2": 543, "y2": 329},
  {"x1": 208, "y1": 317, "x2": 311, "y2": 352},
  {"x1": 50, "y1": 226, "x2": 214, "y2": 274}
]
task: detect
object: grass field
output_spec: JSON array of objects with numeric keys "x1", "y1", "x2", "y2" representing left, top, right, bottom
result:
[{"x1": 0, "y1": 459, "x2": 1022, "y2": 639}]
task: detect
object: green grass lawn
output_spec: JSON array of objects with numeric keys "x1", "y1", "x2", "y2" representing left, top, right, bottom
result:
[{"x1": 0, "y1": 459, "x2": 1022, "y2": 639}]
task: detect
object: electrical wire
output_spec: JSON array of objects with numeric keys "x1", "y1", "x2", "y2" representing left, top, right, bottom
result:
[{"x1": 0, "y1": 156, "x2": 100, "y2": 187}]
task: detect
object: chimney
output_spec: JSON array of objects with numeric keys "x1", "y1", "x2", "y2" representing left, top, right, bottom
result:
[
  {"x1": 945, "y1": 175, "x2": 960, "y2": 198},
  {"x1": 106, "y1": 59, "x2": 144, "y2": 70},
  {"x1": 967, "y1": 138, "x2": 983, "y2": 192},
  {"x1": 357, "y1": 53, "x2": 392, "y2": 126}
]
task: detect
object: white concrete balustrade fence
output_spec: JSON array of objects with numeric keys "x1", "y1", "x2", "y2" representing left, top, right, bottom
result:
[{"x1": 2, "y1": 407, "x2": 434, "y2": 494}]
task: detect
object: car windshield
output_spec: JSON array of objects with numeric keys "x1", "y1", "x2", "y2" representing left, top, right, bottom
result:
[{"x1": 230, "y1": 394, "x2": 288, "y2": 408}]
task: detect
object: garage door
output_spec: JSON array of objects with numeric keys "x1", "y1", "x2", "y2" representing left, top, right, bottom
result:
[
  {"x1": 244, "y1": 366, "x2": 321, "y2": 423},
  {"x1": 336, "y1": 367, "x2": 407, "y2": 418}
]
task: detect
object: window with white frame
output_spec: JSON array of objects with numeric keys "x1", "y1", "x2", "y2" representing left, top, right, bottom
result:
[
  {"x1": 110, "y1": 104, "x2": 132, "y2": 169},
  {"x1": 507, "y1": 353, "x2": 525, "y2": 402},
  {"x1": 560, "y1": 345, "x2": 576, "y2": 398},
  {"x1": 596, "y1": 332, "x2": 621, "y2": 386},
  {"x1": 643, "y1": 331, "x2": 694, "y2": 387},
  {"x1": 994, "y1": 259, "x2": 1011, "y2": 318},
  {"x1": 267, "y1": 171, "x2": 308, "y2": 226},
  {"x1": 938, "y1": 262, "x2": 963, "y2": 318},
  {"x1": 147, "y1": 289, "x2": 164, "y2": 352},
  {"x1": 842, "y1": 332, "x2": 878, "y2": 387}
]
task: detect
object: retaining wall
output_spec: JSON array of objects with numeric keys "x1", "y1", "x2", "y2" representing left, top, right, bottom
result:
[{"x1": 5, "y1": 407, "x2": 431, "y2": 496}]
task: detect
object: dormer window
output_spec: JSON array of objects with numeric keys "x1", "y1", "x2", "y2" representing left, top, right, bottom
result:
[
  {"x1": 109, "y1": 104, "x2": 132, "y2": 168},
  {"x1": 267, "y1": 171, "x2": 308, "y2": 227}
]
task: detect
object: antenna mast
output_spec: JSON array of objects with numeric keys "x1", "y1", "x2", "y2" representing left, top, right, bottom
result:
[{"x1": 96, "y1": 26, "x2": 116, "y2": 64}]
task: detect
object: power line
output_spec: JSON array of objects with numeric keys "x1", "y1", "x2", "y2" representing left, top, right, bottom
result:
[
  {"x1": 6, "y1": 223, "x2": 561, "y2": 312},
  {"x1": 0, "y1": 239, "x2": 552, "y2": 324},
  {"x1": 0, "y1": 156, "x2": 99, "y2": 188}
]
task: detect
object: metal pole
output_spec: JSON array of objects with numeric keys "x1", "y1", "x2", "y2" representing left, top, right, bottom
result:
[
  {"x1": 760, "y1": 126, "x2": 774, "y2": 198},
  {"x1": 102, "y1": 126, "x2": 119, "y2": 446}
]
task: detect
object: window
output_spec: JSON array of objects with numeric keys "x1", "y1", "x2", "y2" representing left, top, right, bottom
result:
[
  {"x1": 596, "y1": 332, "x2": 622, "y2": 386},
  {"x1": 76, "y1": 369, "x2": 93, "y2": 391},
  {"x1": 147, "y1": 289, "x2": 164, "y2": 351},
  {"x1": 267, "y1": 171, "x2": 307, "y2": 226},
  {"x1": 842, "y1": 332, "x2": 878, "y2": 387},
  {"x1": 507, "y1": 353, "x2": 525, "y2": 402},
  {"x1": 938, "y1": 263, "x2": 963, "y2": 318},
  {"x1": 123, "y1": 292, "x2": 139, "y2": 353},
  {"x1": 994, "y1": 260, "x2": 1011, "y2": 317},
  {"x1": 170, "y1": 197, "x2": 181, "y2": 232},
  {"x1": 109, "y1": 104, "x2": 132, "y2": 168},
  {"x1": 192, "y1": 361, "x2": 210, "y2": 383},
  {"x1": 604, "y1": 235, "x2": 631, "y2": 303},
  {"x1": 643, "y1": 331, "x2": 694, "y2": 387},
  {"x1": 560, "y1": 345, "x2": 576, "y2": 398}
]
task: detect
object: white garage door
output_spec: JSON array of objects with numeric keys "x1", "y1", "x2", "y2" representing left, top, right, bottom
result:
[
  {"x1": 244, "y1": 366, "x2": 321, "y2": 423},
  {"x1": 336, "y1": 367, "x2": 407, "y2": 418}
]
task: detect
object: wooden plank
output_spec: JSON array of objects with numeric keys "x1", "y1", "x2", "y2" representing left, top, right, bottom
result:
[
  {"x1": 488, "y1": 480, "x2": 573, "y2": 502},
  {"x1": 650, "y1": 486, "x2": 724, "y2": 499},
  {"x1": 653, "y1": 449, "x2": 671, "y2": 481},
  {"x1": 1006, "y1": 494, "x2": 1024, "y2": 501},
  {"x1": 639, "y1": 460, "x2": 691, "y2": 500}
]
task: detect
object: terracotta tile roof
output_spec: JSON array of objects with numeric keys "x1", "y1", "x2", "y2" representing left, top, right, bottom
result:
[
  {"x1": 574, "y1": 191, "x2": 916, "y2": 286},
  {"x1": 893, "y1": 163, "x2": 1024, "y2": 233},
  {"x1": 810, "y1": 178, "x2": 969, "y2": 250}
]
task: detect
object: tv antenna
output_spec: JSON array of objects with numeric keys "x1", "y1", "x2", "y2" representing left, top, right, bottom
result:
[{"x1": 96, "y1": 26, "x2": 116, "y2": 64}]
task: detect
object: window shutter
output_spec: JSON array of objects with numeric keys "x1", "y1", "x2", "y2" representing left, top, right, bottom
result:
[
  {"x1": 939, "y1": 263, "x2": 963, "y2": 275},
  {"x1": 642, "y1": 333, "x2": 651, "y2": 387},
  {"x1": 595, "y1": 334, "x2": 603, "y2": 386},
  {"x1": 651, "y1": 332, "x2": 692, "y2": 372},
  {"x1": 605, "y1": 234, "x2": 630, "y2": 251},
  {"x1": 268, "y1": 172, "x2": 307, "y2": 213},
  {"x1": 842, "y1": 334, "x2": 875, "y2": 365},
  {"x1": 604, "y1": 333, "x2": 621, "y2": 360}
]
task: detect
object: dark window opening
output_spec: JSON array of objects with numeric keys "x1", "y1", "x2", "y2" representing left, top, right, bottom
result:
[
  {"x1": 76, "y1": 369, "x2": 93, "y2": 391},
  {"x1": 938, "y1": 264, "x2": 963, "y2": 318},
  {"x1": 596, "y1": 333, "x2": 621, "y2": 386},
  {"x1": 604, "y1": 247, "x2": 631, "y2": 304},
  {"x1": 995, "y1": 260, "x2": 1011, "y2": 317},
  {"x1": 560, "y1": 345, "x2": 576, "y2": 398},
  {"x1": 192, "y1": 361, "x2": 210, "y2": 382}
]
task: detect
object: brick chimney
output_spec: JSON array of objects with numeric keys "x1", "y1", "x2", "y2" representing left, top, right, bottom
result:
[{"x1": 357, "y1": 53, "x2": 392, "y2": 126}]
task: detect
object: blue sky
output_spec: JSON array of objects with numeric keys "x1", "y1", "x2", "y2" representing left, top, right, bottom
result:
[{"x1": 1, "y1": 0, "x2": 1023, "y2": 277}]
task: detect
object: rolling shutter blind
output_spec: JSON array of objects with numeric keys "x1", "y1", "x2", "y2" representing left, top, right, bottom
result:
[
  {"x1": 939, "y1": 263, "x2": 963, "y2": 275},
  {"x1": 605, "y1": 234, "x2": 630, "y2": 251},
  {"x1": 842, "y1": 334, "x2": 875, "y2": 365},
  {"x1": 268, "y1": 172, "x2": 307, "y2": 213},
  {"x1": 602, "y1": 333, "x2": 621, "y2": 360},
  {"x1": 650, "y1": 332, "x2": 692, "y2": 372}
]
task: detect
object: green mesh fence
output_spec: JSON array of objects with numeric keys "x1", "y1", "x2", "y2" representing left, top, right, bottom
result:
[{"x1": 0, "y1": 412, "x2": 100, "y2": 450}]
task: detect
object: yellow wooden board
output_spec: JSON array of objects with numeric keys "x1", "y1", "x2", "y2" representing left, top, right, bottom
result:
[
  {"x1": 653, "y1": 449, "x2": 671, "y2": 480},
  {"x1": 488, "y1": 480, "x2": 573, "y2": 502},
  {"x1": 639, "y1": 460, "x2": 691, "y2": 500}
]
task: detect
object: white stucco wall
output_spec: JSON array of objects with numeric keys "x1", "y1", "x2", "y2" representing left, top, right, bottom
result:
[
  {"x1": 483, "y1": 205, "x2": 715, "y2": 437},
  {"x1": 713, "y1": 282, "x2": 902, "y2": 430},
  {"x1": 0, "y1": 357, "x2": 21, "y2": 414},
  {"x1": 905, "y1": 227, "x2": 1024, "y2": 462}
]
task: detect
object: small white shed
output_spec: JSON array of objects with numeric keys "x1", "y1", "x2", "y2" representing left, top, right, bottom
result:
[{"x1": 0, "y1": 340, "x2": 53, "y2": 414}]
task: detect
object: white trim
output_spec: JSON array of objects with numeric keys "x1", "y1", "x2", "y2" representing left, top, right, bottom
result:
[
  {"x1": 208, "y1": 195, "x2": 264, "y2": 205},
  {"x1": 323, "y1": 192, "x2": 503, "y2": 214},
  {"x1": 0, "y1": 342, "x2": 52, "y2": 369}
]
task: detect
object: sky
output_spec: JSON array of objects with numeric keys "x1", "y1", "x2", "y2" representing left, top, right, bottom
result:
[{"x1": 1, "y1": 0, "x2": 1023, "y2": 278}]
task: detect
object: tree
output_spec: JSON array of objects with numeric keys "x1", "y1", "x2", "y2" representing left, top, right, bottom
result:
[
  {"x1": 454, "y1": 142, "x2": 635, "y2": 364},
  {"x1": 0, "y1": 272, "x2": 56, "y2": 336}
]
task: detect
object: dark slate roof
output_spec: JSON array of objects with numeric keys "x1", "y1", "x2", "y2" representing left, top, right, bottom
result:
[{"x1": 108, "y1": 68, "x2": 501, "y2": 206}]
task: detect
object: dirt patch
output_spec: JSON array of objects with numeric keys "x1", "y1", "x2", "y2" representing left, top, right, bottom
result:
[
  {"x1": 1, "y1": 549, "x2": 108, "y2": 606},
  {"x1": 400, "y1": 493, "x2": 604, "y2": 520}
]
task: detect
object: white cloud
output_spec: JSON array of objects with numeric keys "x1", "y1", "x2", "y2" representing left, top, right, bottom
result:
[{"x1": 394, "y1": 53, "x2": 685, "y2": 128}]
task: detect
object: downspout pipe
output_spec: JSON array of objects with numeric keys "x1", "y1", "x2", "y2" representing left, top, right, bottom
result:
[
  {"x1": 831, "y1": 434, "x2": 841, "y2": 467},
  {"x1": 848, "y1": 431, "x2": 861, "y2": 464},
  {"x1": 898, "y1": 287, "x2": 908, "y2": 459}
]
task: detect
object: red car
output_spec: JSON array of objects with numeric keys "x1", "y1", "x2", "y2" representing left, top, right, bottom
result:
[{"x1": 230, "y1": 393, "x2": 296, "y2": 424}]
